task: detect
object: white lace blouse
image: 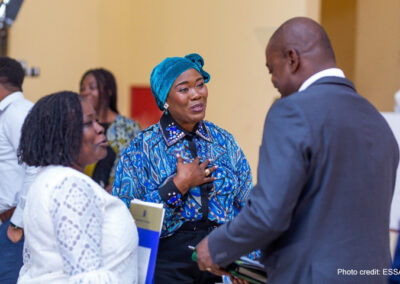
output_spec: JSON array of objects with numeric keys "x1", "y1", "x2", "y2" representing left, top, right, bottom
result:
[{"x1": 18, "y1": 166, "x2": 138, "y2": 284}]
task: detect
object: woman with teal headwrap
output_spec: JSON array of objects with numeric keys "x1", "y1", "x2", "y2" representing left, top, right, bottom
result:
[{"x1": 113, "y1": 53, "x2": 253, "y2": 283}]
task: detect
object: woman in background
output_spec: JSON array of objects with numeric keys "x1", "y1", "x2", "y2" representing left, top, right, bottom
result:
[
  {"x1": 17, "y1": 91, "x2": 138, "y2": 283},
  {"x1": 80, "y1": 68, "x2": 140, "y2": 191}
]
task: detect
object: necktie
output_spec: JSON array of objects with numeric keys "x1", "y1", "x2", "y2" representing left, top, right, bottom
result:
[{"x1": 185, "y1": 133, "x2": 212, "y2": 221}]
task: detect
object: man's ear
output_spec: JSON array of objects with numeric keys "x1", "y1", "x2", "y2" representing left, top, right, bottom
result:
[{"x1": 286, "y1": 48, "x2": 300, "y2": 73}]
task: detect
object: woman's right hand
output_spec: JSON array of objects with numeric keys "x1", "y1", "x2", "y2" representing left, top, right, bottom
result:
[{"x1": 173, "y1": 154, "x2": 217, "y2": 195}]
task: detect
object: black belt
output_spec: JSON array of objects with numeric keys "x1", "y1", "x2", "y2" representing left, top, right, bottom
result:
[{"x1": 180, "y1": 220, "x2": 219, "y2": 232}]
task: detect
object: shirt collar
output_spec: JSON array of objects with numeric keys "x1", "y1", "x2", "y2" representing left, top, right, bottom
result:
[
  {"x1": 159, "y1": 113, "x2": 212, "y2": 147},
  {"x1": 0, "y1": 91, "x2": 24, "y2": 111},
  {"x1": 298, "y1": 68, "x2": 345, "y2": 92}
]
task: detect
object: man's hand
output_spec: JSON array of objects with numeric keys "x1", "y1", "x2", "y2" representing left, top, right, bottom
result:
[
  {"x1": 7, "y1": 224, "x2": 23, "y2": 243},
  {"x1": 229, "y1": 275, "x2": 251, "y2": 284},
  {"x1": 196, "y1": 236, "x2": 226, "y2": 276},
  {"x1": 197, "y1": 237, "x2": 251, "y2": 284}
]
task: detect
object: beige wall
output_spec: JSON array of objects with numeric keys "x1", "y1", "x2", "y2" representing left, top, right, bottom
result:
[
  {"x1": 321, "y1": 0, "x2": 356, "y2": 81},
  {"x1": 9, "y1": 0, "x2": 100, "y2": 99},
  {"x1": 321, "y1": 0, "x2": 400, "y2": 111},
  {"x1": 8, "y1": 0, "x2": 319, "y2": 179},
  {"x1": 354, "y1": 0, "x2": 400, "y2": 111}
]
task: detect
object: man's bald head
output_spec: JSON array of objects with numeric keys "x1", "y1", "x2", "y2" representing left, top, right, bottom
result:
[
  {"x1": 269, "y1": 17, "x2": 335, "y2": 65},
  {"x1": 265, "y1": 17, "x2": 337, "y2": 97}
]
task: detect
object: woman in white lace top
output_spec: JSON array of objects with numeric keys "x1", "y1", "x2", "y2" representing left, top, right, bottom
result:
[{"x1": 16, "y1": 91, "x2": 138, "y2": 284}]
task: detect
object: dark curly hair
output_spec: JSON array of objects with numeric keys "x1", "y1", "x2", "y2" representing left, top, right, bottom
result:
[
  {"x1": 0, "y1": 56, "x2": 25, "y2": 91},
  {"x1": 79, "y1": 68, "x2": 119, "y2": 114},
  {"x1": 18, "y1": 91, "x2": 83, "y2": 167}
]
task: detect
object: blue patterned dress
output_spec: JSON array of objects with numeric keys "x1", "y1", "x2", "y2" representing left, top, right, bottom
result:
[{"x1": 112, "y1": 114, "x2": 253, "y2": 238}]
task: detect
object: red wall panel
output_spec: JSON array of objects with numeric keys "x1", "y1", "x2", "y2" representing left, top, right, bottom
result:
[{"x1": 130, "y1": 86, "x2": 162, "y2": 129}]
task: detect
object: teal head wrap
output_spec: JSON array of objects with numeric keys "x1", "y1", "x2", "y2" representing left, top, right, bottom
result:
[{"x1": 150, "y1": 53, "x2": 210, "y2": 111}]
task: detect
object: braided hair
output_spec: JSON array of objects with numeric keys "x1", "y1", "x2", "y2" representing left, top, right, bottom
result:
[
  {"x1": 79, "y1": 68, "x2": 119, "y2": 114},
  {"x1": 18, "y1": 91, "x2": 83, "y2": 167}
]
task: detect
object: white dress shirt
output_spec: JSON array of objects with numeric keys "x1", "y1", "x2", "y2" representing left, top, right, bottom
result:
[
  {"x1": 0, "y1": 91, "x2": 36, "y2": 227},
  {"x1": 18, "y1": 166, "x2": 138, "y2": 283},
  {"x1": 298, "y1": 68, "x2": 345, "y2": 92}
]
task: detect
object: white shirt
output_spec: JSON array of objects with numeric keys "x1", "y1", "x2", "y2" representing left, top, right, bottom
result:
[
  {"x1": 0, "y1": 91, "x2": 36, "y2": 227},
  {"x1": 18, "y1": 166, "x2": 138, "y2": 284},
  {"x1": 298, "y1": 68, "x2": 345, "y2": 92}
]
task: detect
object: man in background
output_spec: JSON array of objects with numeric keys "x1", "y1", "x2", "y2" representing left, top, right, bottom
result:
[
  {"x1": 0, "y1": 56, "x2": 36, "y2": 283},
  {"x1": 196, "y1": 17, "x2": 399, "y2": 284}
]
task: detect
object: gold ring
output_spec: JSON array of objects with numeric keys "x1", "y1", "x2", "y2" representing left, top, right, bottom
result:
[
  {"x1": 205, "y1": 168, "x2": 210, "y2": 176},
  {"x1": 206, "y1": 267, "x2": 212, "y2": 272}
]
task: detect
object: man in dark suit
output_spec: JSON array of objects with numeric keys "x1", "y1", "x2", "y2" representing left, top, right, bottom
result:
[{"x1": 195, "y1": 17, "x2": 399, "y2": 283}]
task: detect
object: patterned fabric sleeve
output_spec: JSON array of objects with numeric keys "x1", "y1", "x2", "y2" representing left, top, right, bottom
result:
[
  {"x1": 50, "y1": 175, "x2": 118, "y2": 283},
  {"x1": 112, "y1": 145, "x2": 178, "y2": 224},
  {"x1": 229, "y1": 133, "x2": 253, "y2": 211}
]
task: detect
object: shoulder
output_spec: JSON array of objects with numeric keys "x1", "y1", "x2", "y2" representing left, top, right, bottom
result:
[
  {"x1": 115, "y1": 115, "x2": 140, "y2": 128},
  {"x1": 269, "y1": 90, "x2": 316, "y2": 117},
  {"x1": 31, "y1": 166, "x2": 99, "y2": 200},
  {"x1": 110, "y1": 115, "x2": 141, "y2": 135},
  {"x1": 203, "y1": 120, "x2": 237, "y2": 146},
  {"x1": 263, "y1": 97, "x2": 312, "y2": 140},
  {"x1": 13, "y1": 95, "x2": 33, "y2": 109},
  {"x1": 107, "y1": 115, "x2": 141, "y2": 144},
  {"x1": 37, "y1": 166, "x2": 93, "y2": 185},
  {"x1": 3, "y1": 97, "x2": 33, "y2": 122},
  {"x1": 48, "y1": 167, "x2": 104, "y2": 201},
  {"x1": 123, "y1": 122, "x2": 162, "y2": 155},
  {"x1": 35, "y1": 166, "x2": 101, "y2": 191}
]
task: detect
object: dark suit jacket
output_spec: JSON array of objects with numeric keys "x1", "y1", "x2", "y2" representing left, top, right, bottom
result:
[{"x1": 208, "y1": 77, "x2": 399, "y2": 284}]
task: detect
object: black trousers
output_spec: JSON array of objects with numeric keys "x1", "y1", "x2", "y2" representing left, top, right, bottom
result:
[{"x1": 154, "y1": 221, "x2": 222, "y2": 284}]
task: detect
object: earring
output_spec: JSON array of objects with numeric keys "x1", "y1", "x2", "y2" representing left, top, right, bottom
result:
[{"x1": 164, "y1": 102, "x2": 169, "y2": 110}]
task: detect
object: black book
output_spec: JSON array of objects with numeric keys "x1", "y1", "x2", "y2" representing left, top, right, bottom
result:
[
  {"x1": 190, "y1": 247, "x2": 267, "y2": 284},
  {"x1": 226, "y1": 257, "x2": 267, "y2": 284}
]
